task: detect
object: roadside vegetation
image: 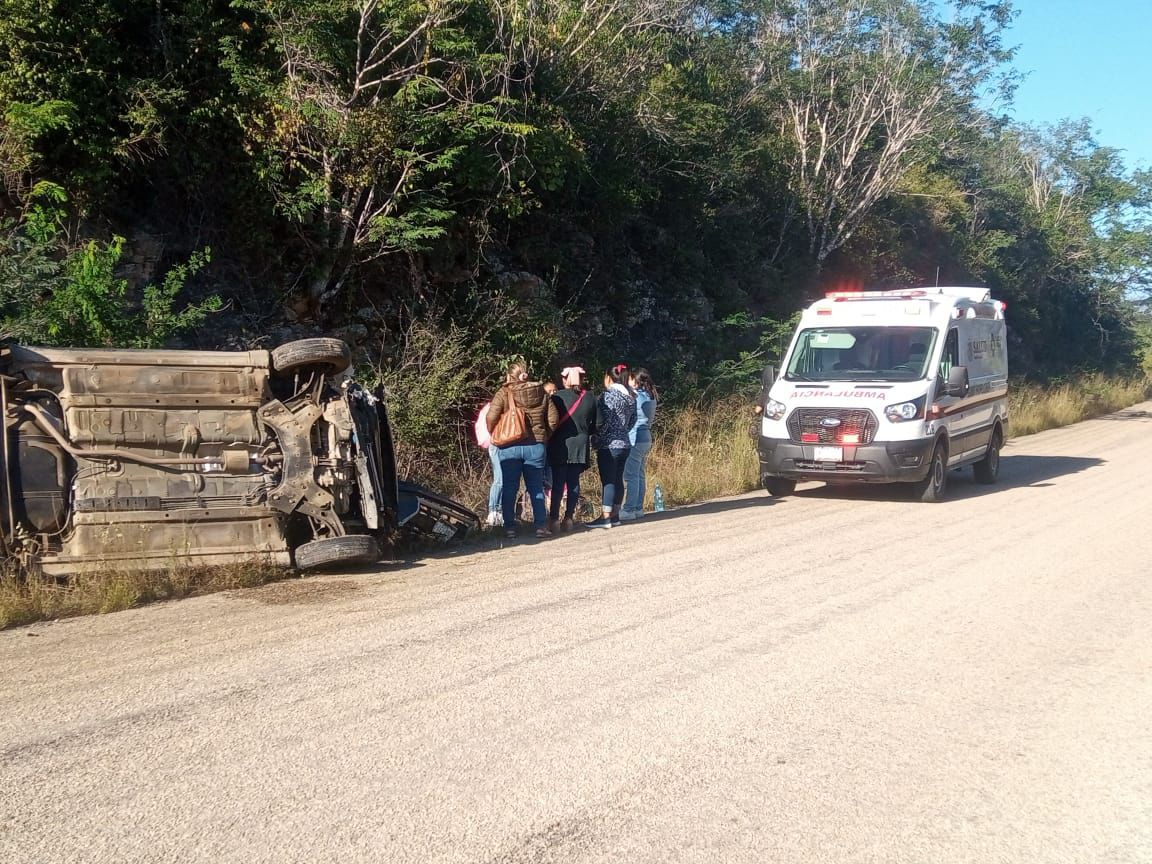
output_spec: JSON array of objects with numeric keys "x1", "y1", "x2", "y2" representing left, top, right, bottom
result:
[
  {"x1": 2, "y1": 0, "x2": 1150, "y2": 384},
  {"x1": 1006, "y1": 374, "x2": 1152, "y2": 438},
  {"x1": 0, "y1": 559, "x2": 292, "y2": 630}
]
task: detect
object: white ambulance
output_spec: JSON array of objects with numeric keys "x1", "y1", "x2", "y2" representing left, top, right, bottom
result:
[{"x1": 758, "y1": 287, "x2": 1008, "y2": 502}]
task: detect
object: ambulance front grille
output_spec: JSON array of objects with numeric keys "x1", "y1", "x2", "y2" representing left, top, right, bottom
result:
[{"x1": 787, "y1": 408, "x2": 879, "y2": 445}]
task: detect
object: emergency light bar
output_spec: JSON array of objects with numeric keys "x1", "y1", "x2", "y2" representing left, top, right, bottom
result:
[{"x1": 825, "y1": 286, "x2": 992, "y2": 302}]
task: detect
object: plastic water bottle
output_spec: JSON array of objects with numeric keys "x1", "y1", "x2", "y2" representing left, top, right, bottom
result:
[{"x1": 653, "y1": 485, "x2": 665, "y2": 512}]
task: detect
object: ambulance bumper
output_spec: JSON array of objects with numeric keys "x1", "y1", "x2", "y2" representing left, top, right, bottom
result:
[{"x1": 757, "y1": 436, "x2": 936, "y2": 483}]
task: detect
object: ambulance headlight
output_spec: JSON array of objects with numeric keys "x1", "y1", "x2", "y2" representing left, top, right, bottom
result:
[
  {"x1": 885, "y1": 396, "x2": 926, "y2": 422},
  {"x1": 764, "y1": 398, "x2": 787, "y2": 421}
]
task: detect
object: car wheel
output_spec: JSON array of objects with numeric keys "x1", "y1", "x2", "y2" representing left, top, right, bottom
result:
[
  {"x1": 294, "y1": 534, "x2": 379, "y2": 571},
  {"x1": 271, "y1": 338, "x2": 352, "y2": 376},
  {"x1": 763, "y1": 477, "x2": 797, "y2": 497},
  {"x1": 912, "y1": 442, "x2": 948, "y2": 503},
  {"x1": 973, "y1": 427, "x2": 1002, "y2": 485}
]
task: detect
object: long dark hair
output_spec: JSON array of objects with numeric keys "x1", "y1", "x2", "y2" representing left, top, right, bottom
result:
[
  {"x1": 607, "y1": 363, "x2": 635, "y2": 397},
  {"x1": 632, "y1": 367, "x2": 657, "y2": 401}
]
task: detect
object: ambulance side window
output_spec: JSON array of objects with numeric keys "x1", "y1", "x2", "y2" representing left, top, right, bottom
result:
[{"x1": 939, "y1": 328, "x2": 959, "y2": 381}]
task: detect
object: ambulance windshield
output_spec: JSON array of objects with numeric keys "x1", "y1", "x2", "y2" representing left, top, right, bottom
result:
[{"x1": 785, "y1": 326, "x2": 938, "y2": 382}]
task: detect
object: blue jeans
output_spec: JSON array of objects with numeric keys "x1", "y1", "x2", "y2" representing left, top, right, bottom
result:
[
  {"x1": 487, "y1": 445, "x2": 502, "y2": 514},
  {"x1": 623, "y1": 438, "x2": 652, "y2": 513},
  {"x1": 498, "y1": 443, "x2": 547, "y2": 529},
  {"x1": 597, "y1": 447, "x2": 630, "y2": 512}
]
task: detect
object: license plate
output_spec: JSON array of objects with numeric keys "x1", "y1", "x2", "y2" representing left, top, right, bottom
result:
[
  {"x1": 813, "y1": 445, "x2": 843, "y2": 462},
  {"x1": 432, "y1": 520, "x2": 457, "y2": 539}
]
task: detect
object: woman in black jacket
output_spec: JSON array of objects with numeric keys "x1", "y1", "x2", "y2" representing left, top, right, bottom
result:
[{"x1": 546, "y1": 366, "x2": 597, "y2": 531}]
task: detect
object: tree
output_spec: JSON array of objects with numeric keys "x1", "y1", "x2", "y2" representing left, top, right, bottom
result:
[
  {"x1": 0, "y1": 217, "x2": 221, "y2": 348},
  {"x1": 746, "y1": 0, "x2": 1015, "y2": 270},
  {"x1": 222, "y1": 0, "x2": 538, "y2": 309},
  {"x1": 945, "y1": 119, "x2": 1149, "y2": 373}
]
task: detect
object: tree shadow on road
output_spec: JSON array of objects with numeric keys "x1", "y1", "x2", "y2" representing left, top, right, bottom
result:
[
  {"x1": 1097, "y1": 408, "x2": 1151, "y2": 421},
  {"x1": 793, "y1": 453, "x2": 1105, "y2": 504}
]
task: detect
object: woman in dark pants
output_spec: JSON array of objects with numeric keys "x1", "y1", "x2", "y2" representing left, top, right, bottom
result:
[
  {"x1": 546, "y1": 365, "x2": 597, "y2": 532},
  {"x1": 588, "y1": 364, "x2": 637, "y2": 529}
]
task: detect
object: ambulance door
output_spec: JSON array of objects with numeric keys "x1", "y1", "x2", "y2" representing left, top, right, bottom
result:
[
  {"x1": 938, "y1": 326, "x2": 978, "y2": 463},
  {"x1": 958, "y1": 318, "x2": 999, "y2": 458}
]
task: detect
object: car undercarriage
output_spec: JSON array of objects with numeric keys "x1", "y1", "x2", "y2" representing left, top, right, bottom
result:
[{"x1": 1, "y1": 339, "x2": 476, "y2": 575}]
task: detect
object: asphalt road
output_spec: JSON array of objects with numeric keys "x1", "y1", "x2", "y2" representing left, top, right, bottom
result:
[{"x1": 3, "y1": 404, "x2": 1152, "y2": 864}]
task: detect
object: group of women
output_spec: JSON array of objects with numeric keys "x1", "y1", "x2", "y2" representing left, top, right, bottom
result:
[{"x1": 477, "y1": 362, "x2": 658, "y2": 539}]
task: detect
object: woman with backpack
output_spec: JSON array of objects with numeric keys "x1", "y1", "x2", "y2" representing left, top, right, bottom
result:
[
  {"x1": 620, "y1": 367, "x2": 658, "y2": 521},
  {"x1": 487, "y1": 361, "x2": 560, "y2": 539},
  {"x1": 474, "y1": 400, "x2": 503, "y2": 527},
  {"x1": 546, "y1": 365, "x2": 597, "y2": 532},
  {"x1": 587, "y1": 364, "x2": 637, "y2": 529}
]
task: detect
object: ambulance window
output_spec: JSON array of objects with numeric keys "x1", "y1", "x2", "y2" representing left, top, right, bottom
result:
[{"x1": 940, "y1": 328, "x2": 959, "y2": 379}]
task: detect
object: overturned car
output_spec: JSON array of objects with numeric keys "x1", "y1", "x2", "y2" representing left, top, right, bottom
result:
[{"x1": 1, "y1": 339, "x2": 477, "y2": 576}]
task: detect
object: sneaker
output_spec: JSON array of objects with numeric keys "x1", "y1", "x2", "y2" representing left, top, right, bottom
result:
[
  {"x1": 586, "y1": 517, "x2": 613, "y2": 529},
  {"x1": 504, "y1": 529, "x2": 517, "y2": 540},
  {"x1": 618, "y1": 510, "x2": 639, "y2": 522},
  {"x1": 486, "y1": 511, "x2": 503, "y2": 527},
  {"x1": 535, "y1": 527, "x2": 553, "y2": 538},
  {"x1": 611, "y1": 518, "x2": 622, "y2": 528}
]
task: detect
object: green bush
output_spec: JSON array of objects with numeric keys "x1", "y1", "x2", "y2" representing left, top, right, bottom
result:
[{"x1": 0, "y1": 214, "x2": 221, "y2": 348}]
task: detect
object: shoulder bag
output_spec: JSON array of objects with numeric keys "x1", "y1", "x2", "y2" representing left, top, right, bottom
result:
[
  {"x1": 553, "y1": 390, "x2": 586, "y2": 431},
  {"x1": 490, "y1": 387, "x2": 529, "y2": 447}
]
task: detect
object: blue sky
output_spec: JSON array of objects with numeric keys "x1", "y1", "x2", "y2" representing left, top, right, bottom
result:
[{"x1": 1004, "y1": 0, "x2": 1152, "y2": 171}]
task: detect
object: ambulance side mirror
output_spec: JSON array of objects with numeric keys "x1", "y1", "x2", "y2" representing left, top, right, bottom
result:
[
  {"x1": 945, "y1": 365, "x2": 969, "y2": 398},
  {"x1": 761, "y1": 364, "x2": 776, "y2": 390}
]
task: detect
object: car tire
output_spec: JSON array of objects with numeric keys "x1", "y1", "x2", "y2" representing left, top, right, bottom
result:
[
  {"x1": 294, "y1": 535, "x2": 379, "y2": 571},
  {"x1": 912, "y1": 442, "x2": 948, "y2": 503},
  {"x1": 763, "y1": 477, "x2": 797, "y2": 497},
  {"x1": 271, "y1": 338, "x2": 352, "y2": 376},
  {"x1": 973, "y1": 427, "x2": 1002, "y2": 485}
]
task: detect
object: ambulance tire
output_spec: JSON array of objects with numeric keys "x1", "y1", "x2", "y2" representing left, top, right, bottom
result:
[
  {"x1": 973, "y1": 427, "x2": 1003, "y2": 485},
  {"x1": 763, "y1": 477, "x2": 797, "y2": 497},
  {"x1": 913, "y1": 442, "x2": 948, "y2": 503}
]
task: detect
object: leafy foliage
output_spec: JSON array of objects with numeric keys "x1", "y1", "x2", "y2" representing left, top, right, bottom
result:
[
  {"x1": 0, "y1": 217, "x2": 221, "y2": 348},
  {"x1": 0, "y1": 0, "x2": 1148, "y2": 391}
]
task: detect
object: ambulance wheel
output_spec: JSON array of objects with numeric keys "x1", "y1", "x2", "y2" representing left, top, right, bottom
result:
[
  {"x1": 973, "y1": 428, "x2": 1002, "y2": 485},
  {"x1": 912, "y1": 442, "x2": 948, "y2": 503},
  {"x1": 763, "y1": 477, "x2": 797, "y2": 497}
]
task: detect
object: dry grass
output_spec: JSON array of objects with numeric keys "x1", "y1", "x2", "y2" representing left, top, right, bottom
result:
[
  {"x1": 0, "y1": 558, "x2": 292, "y2": 630},
  {"x1": 1007, "y1": 374, "x2": 1152, "y2": 437},
  {"x1": 645, "y1": 397, "x2": 762, "y2": 508}
]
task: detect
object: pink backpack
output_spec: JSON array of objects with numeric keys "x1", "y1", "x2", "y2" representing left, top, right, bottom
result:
[{"x1": 474, "y1": 402, "x2": 492, "y2": 448}]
